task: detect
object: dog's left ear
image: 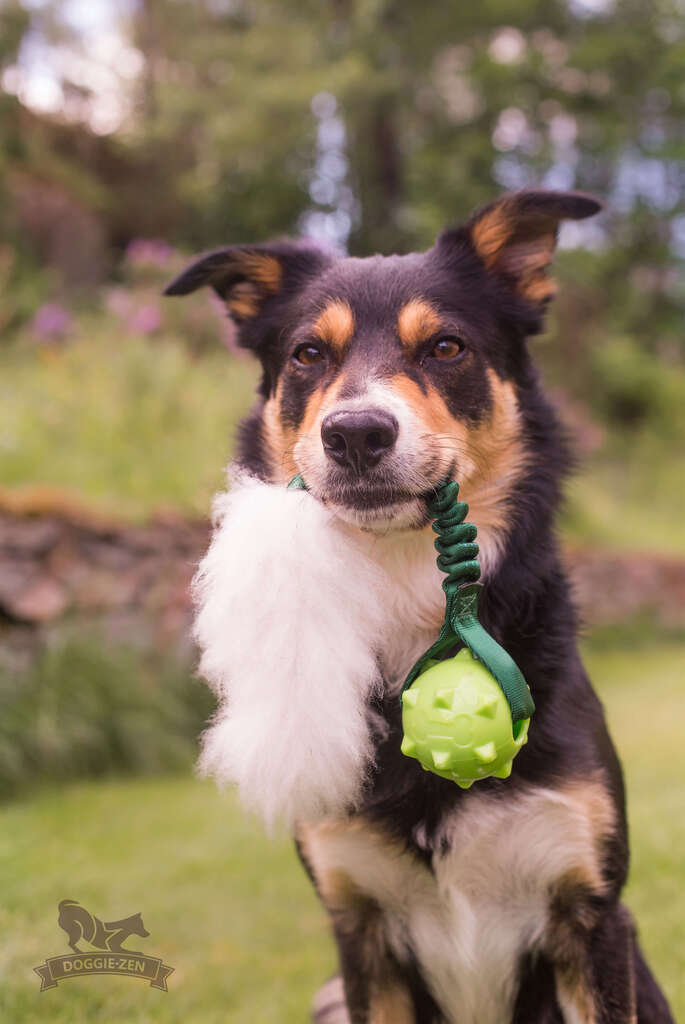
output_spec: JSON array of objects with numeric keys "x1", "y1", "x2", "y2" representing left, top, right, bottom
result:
[
  {"x1": 443, "y1": 190, "x2": 602, "y2": 307},
  {"x1": 164, "y1": 241, "x2": 329, "y2": 327}
]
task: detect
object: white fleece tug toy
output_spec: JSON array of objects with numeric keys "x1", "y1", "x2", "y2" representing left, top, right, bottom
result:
[{"x1": 193, "y1": 470, "x2": 388, "y2": 829}]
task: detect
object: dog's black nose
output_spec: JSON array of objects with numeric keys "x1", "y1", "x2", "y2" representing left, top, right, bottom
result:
[{"x1": 321, "y1": 409, "x2": 399, "y2": 473}]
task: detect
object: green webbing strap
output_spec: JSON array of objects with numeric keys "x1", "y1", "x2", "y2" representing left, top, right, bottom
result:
[
  {"x1": 286, "y1": 473, "x2": 534, "y2": 723},
  {"x1": 401, "y1": 480, "x2": 534, "y2": 723}
]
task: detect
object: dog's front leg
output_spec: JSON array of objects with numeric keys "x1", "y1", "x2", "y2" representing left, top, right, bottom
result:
[
  {"x1": 328, "y1": 897, "x2": 415, "y2": 1024},
  {"x1": 299, "y1": 830, "x2": 444, "y2": 1024},
  {"x1": 550, "y1": 902, "x2": 638, "y2": 1024}
]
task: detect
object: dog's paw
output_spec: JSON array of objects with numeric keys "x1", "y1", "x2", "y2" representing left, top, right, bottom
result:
[{"x1": 312, "y1": 975, "x2": 350, "y2": 1023}]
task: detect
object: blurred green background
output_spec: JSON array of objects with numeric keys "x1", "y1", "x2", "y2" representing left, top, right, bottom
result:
[{"x1": 0, "y1": 0, "x2": 683, "y2": 1020}]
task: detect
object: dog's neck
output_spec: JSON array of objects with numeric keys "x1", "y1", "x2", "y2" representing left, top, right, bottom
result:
[{"x1": 337, "y1": 510, "x2": 506, "y2": 693}]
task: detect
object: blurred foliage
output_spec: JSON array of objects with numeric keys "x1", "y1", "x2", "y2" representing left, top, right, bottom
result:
[
  {"x1": 0, "y1": 319, "x2": 258, "y2": 520},
  {"x1": 117, "y1": 0, "x2": 685, "y2": 253},
  {"x1": 0, "y1": 0, "x2": 682, "y2": 538},
  {"x1": 0, "y1": 631, "x2": 213, "y2": 798},
  {"x1": 563, "y1": 436, "x2": 685, "y2": 554},
  {"x1": 591, "y1": 335, "x2": 685, "y2": 434}
]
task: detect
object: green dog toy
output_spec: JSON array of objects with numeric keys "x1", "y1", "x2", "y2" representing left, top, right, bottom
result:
[
  {"x1": 400, "y1": 480, "x2": 534, "y2": 787},
  {"x1": 401, "y1": 649, "x2": 529, "y2": 787},
  {"x1": 287, "y1": 475, "x2": 534, "y2": 788}
]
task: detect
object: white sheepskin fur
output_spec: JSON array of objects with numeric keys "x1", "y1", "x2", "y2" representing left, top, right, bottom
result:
[{"x1": 193, "y1": 470, "x2": 390, "y2": 830}]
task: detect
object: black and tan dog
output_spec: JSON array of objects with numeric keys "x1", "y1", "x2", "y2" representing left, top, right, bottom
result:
[{"x1": 166, "y1": 191, "x2": 674, "y2": 1023}]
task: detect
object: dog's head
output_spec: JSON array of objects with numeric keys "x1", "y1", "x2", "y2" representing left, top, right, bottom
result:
[
  {"x1": 166, "y1": 190, "x2": 600, "y2": 531},
  {"x1": 125, "y1": 913, "x2": 149, "y2": 939}
]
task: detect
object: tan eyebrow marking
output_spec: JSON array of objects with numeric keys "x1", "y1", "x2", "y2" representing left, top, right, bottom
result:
[
  {"x1": 397, "y1": 298, "x2": 442, "y2": 350},
  {"x1": 313, "y1": 300, "x2": 355, "y2": 353}
]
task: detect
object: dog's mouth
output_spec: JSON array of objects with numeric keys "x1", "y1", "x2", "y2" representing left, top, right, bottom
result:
[
  {"x1": 327, "y1": 493, "x2": 429, "y2": 530},
  {"x1": 331, "y1": 485, "x2": 422, "y2": 511},
  {"x1": 316, "y1": 467, "x2": 455, "y2": 529}
]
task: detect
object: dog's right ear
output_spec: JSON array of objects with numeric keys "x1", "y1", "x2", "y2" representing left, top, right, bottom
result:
[
  {"x1": 164, "y1": 241, "x2": 330, "y2": 334},
  {"x1": 459, "y1": 190, "x2": 602, "y2": 308}
]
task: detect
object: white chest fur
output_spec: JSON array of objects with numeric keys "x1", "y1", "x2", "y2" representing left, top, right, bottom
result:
[
  {"x1": 301, "y1": 781, "x2": 613, "y2": 1024},
  {"x1": 353, "y1": 525, "x2": 445, "y2": 690}
]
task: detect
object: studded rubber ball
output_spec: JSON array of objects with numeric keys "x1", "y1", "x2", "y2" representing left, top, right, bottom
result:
[{"x1": 400, "y1": 648, "x2": 529, "y2": 789}]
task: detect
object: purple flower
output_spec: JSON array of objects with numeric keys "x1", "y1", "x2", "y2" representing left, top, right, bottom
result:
[
  {"x1": 31, "y1": 303, "x2": 72, "y2": 340},
  {"x1": 127, "y1": 303, "x2": 162, "y2": 335},
  {"x1": 125, "y1": 239, "x2": 173, "y2": 269}
]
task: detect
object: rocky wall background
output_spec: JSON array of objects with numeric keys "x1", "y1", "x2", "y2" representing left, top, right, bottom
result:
[{"x1": 2, "y1": 504, "x2": 683, "y2": 672}]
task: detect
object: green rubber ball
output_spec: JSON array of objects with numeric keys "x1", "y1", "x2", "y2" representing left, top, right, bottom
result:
[{"x1": 400, "y1": 648, "x2": 529, "y2": 789}]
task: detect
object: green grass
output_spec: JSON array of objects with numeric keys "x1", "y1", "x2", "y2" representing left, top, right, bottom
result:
[
  {"x1": 0, "y1": 325, "x2": 258, "y2": 520},
  {"x1": 0, "y1": 642, "x2": 683, "y2": 1022},
  {"x1": 583, "y1": 640, "x2": 685, "y2": 1012},
  {"x1": 0, "y1": 777, "x2": 336, "y2": 1024}
]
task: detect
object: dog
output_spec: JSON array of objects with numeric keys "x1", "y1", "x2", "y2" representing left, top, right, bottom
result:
[
  {"x1": 165, "y1": 190, "x2": 674, "y2": 1023},
  {"x1": 57, "y1": 899, "x2": 150, "y2": 954}
]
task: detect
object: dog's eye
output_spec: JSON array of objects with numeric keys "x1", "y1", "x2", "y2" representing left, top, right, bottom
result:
[
  {"x1": 430, "y1": 337, "x2": 464, "y2": 360},
  {"x1": 293, "y1": 343, "x2": 325, "y2": 366}
]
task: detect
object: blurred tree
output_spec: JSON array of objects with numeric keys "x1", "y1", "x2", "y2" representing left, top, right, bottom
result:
[
  {"x1": 2, "y1": 0, "x2": 683, "y2": 410},
  {"x1": 125, "y1": 0, "x2": 326, "y2": 246},
  {"x1": 0, "y1": 0, "x2": 33, "y2": 329},
  {"x1": 116, "y1": 0, "x2": 684, "y2": 393}
]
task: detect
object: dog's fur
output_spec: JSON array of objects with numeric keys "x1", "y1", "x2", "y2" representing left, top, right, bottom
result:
[
  {"x1": 194, "y1": 472, "x2": 390, "y2": 828},
  {"x1": 166, "y1": 190, "x2": 674, "y2": 1024}
]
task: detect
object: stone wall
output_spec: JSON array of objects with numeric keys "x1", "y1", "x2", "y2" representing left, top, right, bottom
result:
[
  {"x1": 1, "y1": 505, "x2": 683, "y2": 668},
  {"x1": 0, "y1": 504, "x2": 208, "y2": 669}
]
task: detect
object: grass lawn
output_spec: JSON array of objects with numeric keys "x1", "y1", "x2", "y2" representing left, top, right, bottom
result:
[{"x1": 1, "y1": 642, "x2": 684, "y2": 1023}]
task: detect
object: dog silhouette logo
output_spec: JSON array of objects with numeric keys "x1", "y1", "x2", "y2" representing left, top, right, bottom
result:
[
  {"x1": 34, "y1": 900, "x2": 173, "y2": 992},
  {"x1": 58, "y1": 899, "x2": 150, "y2": 954}
]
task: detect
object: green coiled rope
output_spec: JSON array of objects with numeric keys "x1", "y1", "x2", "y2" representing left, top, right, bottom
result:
[
  {"x1": 402, "y1": 479, "x2": 534, "y2": 724},
  {"x1": 429, "y1": 480, "x2": 481, "y2": 637}
]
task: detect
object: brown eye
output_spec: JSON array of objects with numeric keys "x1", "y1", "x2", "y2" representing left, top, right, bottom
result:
[
  {"x1": 430, "y1": 337, "x2": 464, "y2": 360},
  {"x1": 293, "y1": 344, "x2": 324, "y2": 366}
]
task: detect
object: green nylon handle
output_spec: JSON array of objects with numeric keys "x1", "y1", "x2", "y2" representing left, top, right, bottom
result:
[{"x1": 443, "y1": 583, "x2": 533, "y2": 722}]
